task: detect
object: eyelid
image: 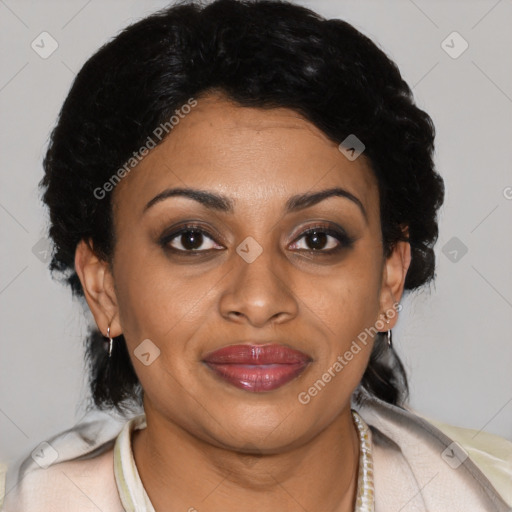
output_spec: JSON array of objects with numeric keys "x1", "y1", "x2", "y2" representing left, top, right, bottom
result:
[
  {"x1": 290, "y1": 221, "x2": 352, "y2": 241},
  {"x1": 159, "y1": 221, "x2": 223, "y2": 241}
]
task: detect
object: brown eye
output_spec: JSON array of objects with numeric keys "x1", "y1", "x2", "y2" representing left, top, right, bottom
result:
[
  {"x1": 174, "y1": 230, "x2": 206, "y2": 250},
  {"x1": 289, "y1": 225, "x2": 354, "y2": 254},
  {"x1": 300, "y1": 230, "x2": 335, "y2": 251},
  {"x1": 159, "y1": 225, "x2": 223, "y2": 253}
]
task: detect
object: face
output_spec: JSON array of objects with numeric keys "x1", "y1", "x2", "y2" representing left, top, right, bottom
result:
[{"x1": 76, "y1": 92, "x2": 410, "y2": 451}]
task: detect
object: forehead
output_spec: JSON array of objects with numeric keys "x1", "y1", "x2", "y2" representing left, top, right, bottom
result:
[{"x1": 112, "y1": 93, "x2": 379, "y2": 217}]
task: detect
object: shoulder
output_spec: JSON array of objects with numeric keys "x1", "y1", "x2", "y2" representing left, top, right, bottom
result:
[
  {"x1": 356, "y1": 395, "x2": 512, "y2": 511},
  {"x1": 421, "y1": 412, "x2": 512, "y2": 507},
  {"x1": 2, "y1": 446, "x2": 122, "y2": 512},
  {"x1": 1, "y1": 408, "x2": 136, "y2": 512}
]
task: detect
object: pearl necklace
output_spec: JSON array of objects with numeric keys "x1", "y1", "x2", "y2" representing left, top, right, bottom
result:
[{"x1": 351, "y1": 410, "x2": 375, "y2": 512}]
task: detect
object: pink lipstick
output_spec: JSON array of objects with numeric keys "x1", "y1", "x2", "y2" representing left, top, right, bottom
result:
[{"x1": 202, "y1": 344, "x2": 311, "y2": 392}]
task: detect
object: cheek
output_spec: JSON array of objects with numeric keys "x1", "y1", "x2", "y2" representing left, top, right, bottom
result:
[
  {"x1": 316, "y1": 249, "x2": 382, "y2": 333},
  {"x1": 115, "y1": 269, "x2": 208, "y2": 344},
  {"x1": 302, "y1": 245, "x2": 383, "y2": 388},
  {"x1": 112, "y1": 237, "x2": 221, "y2": 359},
  {"x1": 295, "y1": 257, "x2": 382, "y2": 420}
]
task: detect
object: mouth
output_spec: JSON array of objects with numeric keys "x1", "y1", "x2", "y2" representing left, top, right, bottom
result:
[{"x1": 202, "y1": 343, "x2": 312, "y2": 392}]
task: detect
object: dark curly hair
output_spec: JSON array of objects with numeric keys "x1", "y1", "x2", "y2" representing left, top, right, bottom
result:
[{"x1": 40, "y1": 0, "x2": 444, "y2": 415}]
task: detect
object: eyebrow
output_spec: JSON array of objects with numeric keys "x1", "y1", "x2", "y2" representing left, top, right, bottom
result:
[{"x1": 143, "y1": 186, "x2": 367, "y2": 221}]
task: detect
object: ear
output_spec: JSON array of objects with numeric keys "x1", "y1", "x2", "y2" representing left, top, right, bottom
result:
[
  {"x1": 377, "y1": 237, "x2": 411, "y2": 330},
  {"x1": 74, "y1": 238, "x2": 122, "y2": 337}
]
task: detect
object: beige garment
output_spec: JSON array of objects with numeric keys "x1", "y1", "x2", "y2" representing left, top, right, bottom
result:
[
  {"x1": 1, "y1": 396, "x2": 511, "y2": 511},
  {"x1": 416, "y1": 410, "x2": 512, "y2": 507}
]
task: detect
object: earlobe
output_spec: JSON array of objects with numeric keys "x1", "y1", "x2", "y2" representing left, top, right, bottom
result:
[
  {"x1": 379, "y1": 240, "x2": 411, "y2": 329},
  {"x1": 74, "y1": 239, "x2": 122, "y2": 337}
]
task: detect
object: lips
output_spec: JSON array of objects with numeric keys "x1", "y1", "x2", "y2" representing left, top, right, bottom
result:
[{"x1": 202, "y1": 344, "x2": 312, "y2": 392}]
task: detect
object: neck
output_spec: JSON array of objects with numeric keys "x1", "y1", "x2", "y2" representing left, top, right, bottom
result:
[{"x1": 132, "y1": 403, "x2": 360, "y2": 512}]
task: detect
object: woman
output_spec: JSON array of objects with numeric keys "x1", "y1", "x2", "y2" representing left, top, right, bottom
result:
[{"x1": 1, "y1": 0, "x2": 511, "y2": 510}]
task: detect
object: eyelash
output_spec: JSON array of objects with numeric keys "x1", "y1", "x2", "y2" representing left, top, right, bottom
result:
[{"x1": 159, "y1": 222, "x2": 355, "y2": 256}]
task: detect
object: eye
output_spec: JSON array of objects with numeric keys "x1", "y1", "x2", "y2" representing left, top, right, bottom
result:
[
  {"x1": 160, "y1": 224, "x2": 224, "y2": 253},
  {"x1": 289, "y1": 224, "x2": 354, "y2": 253}
]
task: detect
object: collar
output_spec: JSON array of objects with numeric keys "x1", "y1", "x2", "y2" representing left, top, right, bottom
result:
[{"x1": 113, "y1": 413, "x2": 155, "y2": 512}]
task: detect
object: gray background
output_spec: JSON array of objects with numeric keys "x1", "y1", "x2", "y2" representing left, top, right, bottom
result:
[{"x1": 1, "y1": 0, "x2": 511, "y2": 466}]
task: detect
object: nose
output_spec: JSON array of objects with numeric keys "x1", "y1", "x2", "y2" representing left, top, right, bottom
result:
[{"x1": 218, "y1": 242, "x2": 299, "y2": 328}]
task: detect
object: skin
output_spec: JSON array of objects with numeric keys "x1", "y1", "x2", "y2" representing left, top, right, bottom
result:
[{"x1": 75, "y1": 91, "x2": 411, "y2": 512}]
